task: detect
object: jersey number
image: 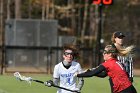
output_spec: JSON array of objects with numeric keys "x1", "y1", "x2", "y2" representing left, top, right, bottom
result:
[
  {"x1": 116, "y1": 61, "x2": 124, "y2": 70},
  {"x1": 67, "y1": 78, "x2": 71, "y2": 85}
]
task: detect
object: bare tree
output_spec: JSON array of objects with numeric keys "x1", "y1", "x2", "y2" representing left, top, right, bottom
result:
[
  {"x1": 28, "y1": 0, "x2": 32, "y2": 19},
  {"x1": 0, "y1": 0, "x2": 4, "y2": 74},
  {"x1": 81, "y1": 0, "x2": 88, "y2": 44},
  {"x1": 15, "y1": 0, "x2": 21, "y2": 19},
  {"x1": 42, "y1": 0, "x2": 46, "y2": 20},
  {"x1": 7, "y1": 0, "x2": 11, "y2": 19},
  {"x1": 68, "y1": 0, "x2": 75, "y2": 35},
  {"x1": 45, "y1": 0, "x2": 50, "y2": 19}
]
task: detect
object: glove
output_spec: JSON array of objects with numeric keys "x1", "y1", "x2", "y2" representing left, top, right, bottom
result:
[
  {"x1": 44, "y1": 80, "x2": 54, "y2": 87},
  {"x1": 85, "y1": 68, "x2": 95, "y2": 72},
  {"x1": 86, "y1": 69, "x2": 91, "y2": 72},
  {"x1": 73, "y1": 88, "x2": 80, "y2": 93},
  {"x1": 73, "y1": 72, "x2": 79, "y2": 77},
  {"x1": 129, "y1": 77, "x2": 133, "y2": 83}
]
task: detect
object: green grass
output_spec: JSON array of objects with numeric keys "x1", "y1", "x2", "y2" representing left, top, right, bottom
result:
[{"x1": 0, "y1": 74, "x2": 140, "y2": 93}]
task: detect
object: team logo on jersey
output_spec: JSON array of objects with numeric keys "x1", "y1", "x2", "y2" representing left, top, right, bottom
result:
[{"x1": 60, "y1": 73, "x2": 74, "y2": 77}]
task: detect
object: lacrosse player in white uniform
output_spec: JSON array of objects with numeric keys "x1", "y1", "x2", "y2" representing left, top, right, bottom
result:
[{"x1": 53, "y1": 45, "x2": 84, "y2": 93}]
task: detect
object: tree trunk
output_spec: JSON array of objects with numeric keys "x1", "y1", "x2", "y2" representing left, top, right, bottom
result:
[
  {"x1": 0, "y1": 0, "x2": 4, "y2": 74},
  {"x1": 15, "y1": 0, "x2": 21, "y2": 19},
  {"x1": 81, "y1": 0, "x2": 88, "y2": 44},
  {"x1": 42, "y1": 0, "x2": 46, "y2": 20},
  {"x1": 28, "y1": 0, "x2": 32, "y2": 19},
  {"x1": 46, "y1": 0, "x2": 50, "y2": 19},
  {"x1": 70, "y1": 0, "x2": 75, "y2": 35},
  {"x1": 7, "y1": 0, "x2": 11, "y2": 19}
]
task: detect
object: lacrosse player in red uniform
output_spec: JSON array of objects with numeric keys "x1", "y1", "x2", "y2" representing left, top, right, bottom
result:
[{"x1": 74, "y1": 45, "x2": 137, "y2": 93}]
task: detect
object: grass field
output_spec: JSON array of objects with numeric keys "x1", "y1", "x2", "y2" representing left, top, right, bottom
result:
[{"x1": 0, "y1": 74, "x2": 140, "y2": 93}]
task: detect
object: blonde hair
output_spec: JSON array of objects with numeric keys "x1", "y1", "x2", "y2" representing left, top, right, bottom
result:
[
  {"x1": 105, "y1": 45, "x2": 135, "y2": 57},
  {"x1": 111, "y1": 32, "x2": 116, "y2": 43},
  {"x1": 105, "y1": 45, "x2": 118, "y2": 58},
  {"x1": 111, "y1": 32, "x2": 135, "y2": 56},
  {"x1": 117, "y1": 45, "x2": 135, "y2": 56}
]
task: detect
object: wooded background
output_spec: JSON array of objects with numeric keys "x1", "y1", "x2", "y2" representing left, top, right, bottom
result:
[{"x1": 0, "y1": 0, "x2": 140, "y2": 74}]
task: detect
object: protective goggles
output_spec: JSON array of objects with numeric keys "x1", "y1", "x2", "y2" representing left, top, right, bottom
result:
[
  {"x1": 103, "y1": 50, "x2": 116, "y2": 55},
  {"x1": 63, "y1": 52, "x2": 74, "y2": 56}
]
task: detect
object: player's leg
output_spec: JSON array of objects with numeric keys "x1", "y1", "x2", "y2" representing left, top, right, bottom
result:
[{"x1": 109, "y1": 78, "x2": 114, "y2": 93}]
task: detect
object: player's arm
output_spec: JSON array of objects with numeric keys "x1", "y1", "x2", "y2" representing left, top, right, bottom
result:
[
  {"x1": 53, "y1": 78, "x2": 59, "y2": 86},
  {"x1": 77, "y1": 78, "x2": 84, "y2": 90},
  {"x1": 77, "y1": 65, "x2": 106, "y2": 77},
  {"x1": 128, "y1": 55, "x2": 133, "y2": 82},
  {"x1": 76, "y1": 63, "x2": 84, "y2": 90},
  {"x1": 53, "y1": 65, "x2": 60, "y2": 85},
  {"x1": 90, "y1": 68, "x2": 107, "y2": 77},
  {"x1": 96, "y1": 71, "x2": 107, "y2": 77}
]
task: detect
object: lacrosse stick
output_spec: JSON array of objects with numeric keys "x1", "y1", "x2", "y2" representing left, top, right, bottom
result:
[{"x1": 14, "y1": 72, "x2": 80, "y2": 93}]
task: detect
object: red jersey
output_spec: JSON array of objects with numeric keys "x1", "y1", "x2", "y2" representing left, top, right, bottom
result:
[{"x1": 102, "y1": 58, "x2": 131, "y2": 93}]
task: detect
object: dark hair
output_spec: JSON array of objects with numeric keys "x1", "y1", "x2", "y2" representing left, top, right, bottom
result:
[{"x1": 63, "y1": 44, "x2": 80, "y2": 59}]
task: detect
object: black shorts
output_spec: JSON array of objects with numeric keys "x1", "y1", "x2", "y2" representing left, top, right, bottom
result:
[{"x1": 119, "y1": 85, "x2": 137, "y2": 93}]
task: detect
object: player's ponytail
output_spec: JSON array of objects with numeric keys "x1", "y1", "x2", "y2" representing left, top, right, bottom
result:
[
  {"x1": 117, "y1": 45, "x2": 135, "y2": 56},
  {"x1": 104, "y1": 45, "x2": 135, "y2": 58}
]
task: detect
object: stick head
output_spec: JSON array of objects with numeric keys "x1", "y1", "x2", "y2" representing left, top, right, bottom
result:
[{"x1": 14, "y1": 72, "x2": 32, "y2": 84}]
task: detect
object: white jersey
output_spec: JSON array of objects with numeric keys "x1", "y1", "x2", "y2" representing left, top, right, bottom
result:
[{"x1": 53, "y1": 61, "x2": 82, "y2": 93}]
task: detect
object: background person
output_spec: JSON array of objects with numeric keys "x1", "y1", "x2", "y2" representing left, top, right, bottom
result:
[
  {"x1": 109, "y1": 31, "x2": 135, "y2": 92},
  {"x1": 75, "y1": 45, "x2": 137, "y2": 93},
  {"x1": 111, "y1": 31, "x2": 134, "y2": 82},
  {"x1": 46, "y1": 44, "x2": 84, "y2": 93}
]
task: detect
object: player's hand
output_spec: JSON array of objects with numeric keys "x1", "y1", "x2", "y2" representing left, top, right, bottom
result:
[
  {"x1": 44, "y1": 80, "x2": 54, "y2": 87},
  {"x1": 73, "y1": 88, "x2": 81, "y2": 93},
  {"x1": 73, "y1": 72, "x2": 79, "y2": 77},
  {"x1": 84, "y1": 68, "x2": 95, "y2": 72},
  {"x1": 85, "y1": 69, "x2": 91, "y2": 72},
  {"x1": 84, "y1": 69, "x2": 92, "y2": 72},
  {"x1": 129, "y1": 77, "x2": 133, "y2": 83}
]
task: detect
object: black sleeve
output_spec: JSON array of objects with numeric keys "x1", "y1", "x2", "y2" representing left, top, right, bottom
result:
[
  {"x1": 77, "y1": 65, "x2": 106, "y2": 77},
  {"x1": 96, "y1": 71, "x2": 107, "y2": 78}
]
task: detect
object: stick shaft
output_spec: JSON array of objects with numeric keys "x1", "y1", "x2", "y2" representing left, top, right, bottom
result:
[
  {"x1": 53, "y1": 85, "x2": 80, "y2": 93},
  {"x1": 33, "y1": 80, "x2": 44, "y2": 84},
  {"x1": 32, "y1": 79, "x2": 80, "y2": 93}
]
